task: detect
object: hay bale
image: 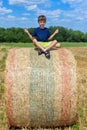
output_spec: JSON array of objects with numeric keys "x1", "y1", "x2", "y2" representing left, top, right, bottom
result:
[{"x1": 5, "y1": 48, "x2": 77, "y2": 128}]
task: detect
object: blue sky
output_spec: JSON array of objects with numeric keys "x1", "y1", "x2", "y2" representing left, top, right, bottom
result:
[{"x1": 0, "y1": 0, "x2": 87, "y2": 32}]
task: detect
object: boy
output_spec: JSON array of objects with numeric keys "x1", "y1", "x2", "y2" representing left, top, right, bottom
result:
[{"x1": 24, "y1": 15, "x2": 61, "y2": 58}]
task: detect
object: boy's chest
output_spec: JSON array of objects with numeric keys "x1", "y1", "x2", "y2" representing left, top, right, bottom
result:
[{"x1": 36, "y1": 29, "x2": 48, "y2": 37}]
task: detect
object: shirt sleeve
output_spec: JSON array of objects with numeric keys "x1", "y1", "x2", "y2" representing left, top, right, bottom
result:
[
  {"x1": 32, "y1": 28, "x2": 37, "y2": 37},
  {"x1": 47, "y1": 29, "x2": 51, "y2": 38}
]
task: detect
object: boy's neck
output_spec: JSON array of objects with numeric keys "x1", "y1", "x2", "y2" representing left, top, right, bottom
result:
[{"x1": 40, "y1": 26, "x2": 45, "y2": 29}]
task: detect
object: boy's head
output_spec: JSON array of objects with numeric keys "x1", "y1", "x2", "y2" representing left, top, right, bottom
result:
[
  {"x1": 38, "y1": 15, "x2": 46, "y2": 28},
  {"x1": 38, "y1": 15, "x2": 46, "y2": 22}
]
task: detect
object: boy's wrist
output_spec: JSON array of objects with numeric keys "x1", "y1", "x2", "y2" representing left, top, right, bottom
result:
[{"x1": 54, "y1": 32, "x2": 56, "y2": 35}]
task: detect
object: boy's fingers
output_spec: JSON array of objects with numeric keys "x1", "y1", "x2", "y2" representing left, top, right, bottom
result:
[
  {"x1": 24, "y1": 29, "x2": 26, "y2": 32},
  {"x1": 56, "y1": 29, "x2": 59, "y2": 33},
  {"x1": 24, "y1": 29, "x2": 28, "y2": 33},
  {"x1": 24, "y1": 29, "x2": 27, "y2": 31}
]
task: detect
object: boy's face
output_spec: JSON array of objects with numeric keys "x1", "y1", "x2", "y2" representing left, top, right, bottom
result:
[{"x1": 38, "y1": 20, "x2": 46, "y2": 29}]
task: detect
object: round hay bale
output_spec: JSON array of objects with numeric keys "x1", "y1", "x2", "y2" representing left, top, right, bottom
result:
[{"x1": 5, "y1": 48, "x2": 77, "y2": 128}]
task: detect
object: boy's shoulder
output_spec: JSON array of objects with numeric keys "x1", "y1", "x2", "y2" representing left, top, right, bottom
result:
[
  {"x1": 35, "y1": 27, "x2": 49, "y2": 30},
  {"x1": 34, "y1": 27, "x2": 40, "y2": 31}
]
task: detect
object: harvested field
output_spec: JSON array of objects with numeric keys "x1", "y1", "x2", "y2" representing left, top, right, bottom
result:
[{"x1": 0, "y1": 46, "x2": 87, "y2": 130}]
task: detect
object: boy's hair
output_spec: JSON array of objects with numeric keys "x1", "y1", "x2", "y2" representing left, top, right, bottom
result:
[{"x1": 38, "y1": 15, "x2": 46, "y2": 22}]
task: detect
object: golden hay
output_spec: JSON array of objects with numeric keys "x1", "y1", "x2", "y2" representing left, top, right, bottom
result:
[
  {"x1": 68, "y1": 48, "x2": 87, "y2": 127},
  {"x1": 5, "y1": 48, "x2": 77, "y2": 128}
]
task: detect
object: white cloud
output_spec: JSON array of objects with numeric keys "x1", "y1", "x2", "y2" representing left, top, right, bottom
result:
[
  {"x1": 9, "y1": 0, "x2": 27, "y2": 5},
  {"x1": 26, "y1": 5, "x2": 37, "y2": 10},
  {"x1": 21, "y1": 17, "x2": 28, "y2": 20},
  {"x1": 9, "y1": 0, "x2": 48, "y2": 5},
  {"x1": 0, "y1": 0, "x2": 12, "y2": 15},
  {"x1": 7, "y1": 15, "x2": 16, "y2": 19},
  {"x1": 8, "y1": 0, "x2": 61, "y2": 20},
  {"x1": 0, "y1": 15, "x2": 28, "y2": 22},
  {"x1": 62, "y1": 0, "x2": 81, "y2": 4},
  {"x1": 36, "y1": 8, "x2": 61, "y2": 18},
  {"x1": 8, "y1": 0, "x2": 50, "y2": 14},
  {"x1": 63, "y1": 7, "x2": 87, "y2": 22},
  {"x1": 76, "y1": 17, "x2": 84, "y2": 21},
  {"x1": 62, "y1": 0, "x2": 87, "y2": 9},
  {"x1": 62, "y1": 0, "x2": 75, "y2": 3},
  {"x1": 0, "y1": 14, "x2": 34, "y2": 28},
  {"x1": 60, "y1": 0, "x2": 87, "y2": 24},
  {"x1": 0, "y1": 7, "x2": 12, "y2": 14}
]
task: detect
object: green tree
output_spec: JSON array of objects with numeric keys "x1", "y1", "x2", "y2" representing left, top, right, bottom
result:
[
  {"x1": 0, "y1": 28, "x2": 6, "y2": 42},
  {"x1": 0, "y1": 26, "x2": 87, "y2": 43}
]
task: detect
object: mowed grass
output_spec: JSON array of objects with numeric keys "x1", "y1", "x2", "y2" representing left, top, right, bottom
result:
[
  {"x1": 0, "y1": 42, "x2": 34, "y2": 47},
  {"x1": 0, "y1": 42, "x2": 87, "y2": 47},
  {"x1": 62, "y1": 42, "x2": 87, "y2": 47},
  {"x1": 0, "y1": 43, "x2": 87, "y2": 130}
]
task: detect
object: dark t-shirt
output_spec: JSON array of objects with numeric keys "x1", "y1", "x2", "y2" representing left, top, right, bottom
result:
[{"x1": 32, "y1": 27, "x2": 51, "y2": 42}]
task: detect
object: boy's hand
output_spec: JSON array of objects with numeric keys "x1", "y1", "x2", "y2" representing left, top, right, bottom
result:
[
  {"x1": 24, "y1": 28, "x2": 29, "y2": 34},
  {"x1": 24, "y1": 28, "x2": 33, "y2": 41},
  {"x1": 54, "y1": 29, "x2": 59, "y2": 34}
]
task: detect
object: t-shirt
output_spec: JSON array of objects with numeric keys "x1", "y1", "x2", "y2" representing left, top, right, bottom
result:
[{"x1": 32, "y1": 27, "x2": 51, "y2": 42}]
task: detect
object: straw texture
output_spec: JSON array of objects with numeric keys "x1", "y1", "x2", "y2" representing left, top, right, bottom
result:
[{"x1": 5, "y1": 48, "x2": 77, "y2": 128}]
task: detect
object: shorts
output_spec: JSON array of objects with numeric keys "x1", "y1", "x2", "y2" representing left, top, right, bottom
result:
[{"x1": 35, "y1": 41, "x2": 52, "y2": 49}]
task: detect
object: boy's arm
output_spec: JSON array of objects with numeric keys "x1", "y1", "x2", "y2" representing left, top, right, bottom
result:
[
  {"x1": 24, "y1": 29, "x2": 33, "y2": 41},
  {"x1": 48, "y1": 29, "x2": 59, "y2": 40}
]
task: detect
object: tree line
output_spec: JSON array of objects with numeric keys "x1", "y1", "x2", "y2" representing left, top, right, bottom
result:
[{"x1": 0, "y1": 26, "x2": 87, "y2": 43}]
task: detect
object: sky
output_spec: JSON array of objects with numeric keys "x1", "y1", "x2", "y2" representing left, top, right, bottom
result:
[{"x1": 0, "y1": 0, "x2": 87, "y2": 33}]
